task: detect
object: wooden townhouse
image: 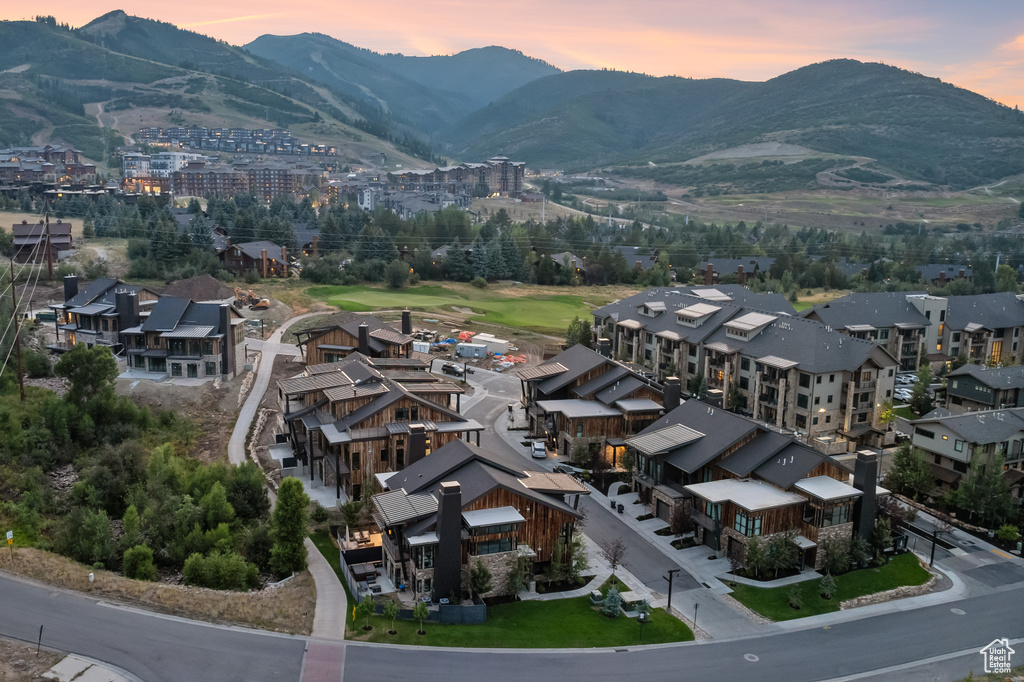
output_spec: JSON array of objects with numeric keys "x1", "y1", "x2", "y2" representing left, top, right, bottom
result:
[
  {"x1": 372, "y1": 439, "x2": 587, "y2": 601},
  {"x1": 278, "y1": 353, "x2": 480, "y2": 502},
  {"x1": 295, "y1": 313, "x2": 414, "y2": 364},
  {"x1": 517, "y1": 343, "x2": 670, "y2": 466},
  {"x1": 627, "y1": 400, "x2": 880, "y2": 570},
  {"x1": 218, "y1": 240, "x2": 289, "y2": 278},
  {"x1": 12, "y1": 219, "x2": 73, "y2": 264}
]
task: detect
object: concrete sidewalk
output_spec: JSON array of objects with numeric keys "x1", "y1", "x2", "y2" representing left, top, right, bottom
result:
[
  {"x1": 43, "y1": 654, "x2": 142, "y2": 682},
  {"x1": 305, "y1": 537, "x2": 348, "y2": 641}
]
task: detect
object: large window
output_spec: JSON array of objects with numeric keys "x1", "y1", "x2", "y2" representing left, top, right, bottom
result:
[
  {"x1": 171, "y1": 363, "x2": 182, "y2": 377},
  {"x1": 734, "y1": 510, "x2": 762, "y2": 537},
  {"x1": 471, "y1": 523, "x2": 519, "y2": 536},
  {"x1": 473, "y1": 538, "x2": 514, "y2": 555},
  {"x1": 205, "y1": 361, "x2": 217, "y2": 376},
  {"x1": 415, "y1": 545, "x2": 435, "y2": 569}
]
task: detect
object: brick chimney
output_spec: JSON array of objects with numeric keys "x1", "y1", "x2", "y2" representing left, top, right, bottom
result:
[
  {"x1": 261, "y1": 249, "x2": 268, "y2": 278},
  {"x1": 958, "y1": 269, "x2": 966, "y2": 279},
  {"x1": 281, "y1": 246, "x2": 288, "y2": 278},
  {"x1": 737, "y1": 264, "x2": 746, "y2": 285},
  {"x1": 311, "y1": 234, "x2": 319, "y2": 258},
  {"x1": 938, "y1": 271, "x2": 946, "y2": 286},
  {"x1": 704, "y1": 263, "x2": 714, "y2": 285},
  {"x1": 433, "y1": 481, "x2": 463, "y2": 603}
]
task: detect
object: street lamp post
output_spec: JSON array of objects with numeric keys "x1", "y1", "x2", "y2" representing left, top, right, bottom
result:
[
  {"x1": 693, "y1": 602, "x2": 699, "y2": 633},
  {"x1": 664, "y1": 568, "x2": 680, "y2": 613}
]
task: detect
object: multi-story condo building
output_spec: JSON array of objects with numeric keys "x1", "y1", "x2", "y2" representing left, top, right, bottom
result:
[{"x1": 593, "y1": 286, "x2": 899, "y2": 450}]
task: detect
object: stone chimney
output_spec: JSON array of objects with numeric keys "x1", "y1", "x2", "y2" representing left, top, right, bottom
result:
[
  {"x1": 281, "y1": 246, "x2": 288, "y2": 278},
  {"x1": 704, "y1": 263, "x2": 714, "y2": 285},
  {"x1": 737, "y1": 264, "x2": 746, "y2": 285},
  {"x1": 407, "y1": 423, "x2": 427, "y2": 466},
  {"x1": 63, "y1": 274, "x2": 78, "y2": 303},
  {"x1": 358, "y1": 322, "x2": 370, "y2": 355},
  {"x1": 938, "y1": 271, "x2": 946, "y2": 286},
  {"x1": 958, "y1": 268, "x2": 966, "y2": 279},
  {"x1": 402, "y1": 309, "x2": 412, "y2": 336},
  {"x1": 311, "y1": 234, "x2": 319, "y2": 258},
  {"x1": 852, "y1": 450, "x2": 879, "y2": 541},
  {"x1": 663, "y1": 376, "x2": 681, "y2": 411},
  {"x1": 596, "y1": 337, "x2": 612, "y2": 358},
  {"x1": 433, "y1": 481, "x2": 463, "y2": 603},
  {"x1": 261, "y1": 249, "x2": 268, "y2": 278}
]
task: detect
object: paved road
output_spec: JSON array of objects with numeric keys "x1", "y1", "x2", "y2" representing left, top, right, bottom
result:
[
  {"x1": 0, "y1": 575, "x2": 305, "y2": 682},
  {"x1": 462, "y1": 366, "x2": 701, "y2": 593},
  {"x1": 346, "y1": 586, "x2": 1024, "y2": 682}
]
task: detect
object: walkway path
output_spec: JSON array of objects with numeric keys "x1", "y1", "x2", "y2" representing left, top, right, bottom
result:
[{"x1": 227, "y1": 313, "x2": 322, "y2": 466}]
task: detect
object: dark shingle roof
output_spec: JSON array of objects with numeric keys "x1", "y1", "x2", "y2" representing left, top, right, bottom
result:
[
  {"x1": 916, "y1": 264, "x2": 973, "y2": 281},
  {"x1": 947, "y1": 363, "x2": 1024, "y2": 391},
  {"x1": 946, "y1": 293, "x2": 1024, "y2": 331},
  {"x1": 636, "y1": 400, "x2": 760, "y2": 474},
  {"x1": 804, "y1": 292, "x2": 931, "y2": 331},
  {"x1": 912, "y1": 407, "x2": 1024, "y2": 444}
]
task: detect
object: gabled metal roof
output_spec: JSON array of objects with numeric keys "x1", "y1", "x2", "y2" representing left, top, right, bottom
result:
[
  {"x1": 372, "y1": 489, "x2": 439, "y2": 527},
  {"x1": 517, "y1": 362, "x2": 567, "y2": 380},
  {"x1": 627, "y1": 423, "x2": 705, "y2": 456}
]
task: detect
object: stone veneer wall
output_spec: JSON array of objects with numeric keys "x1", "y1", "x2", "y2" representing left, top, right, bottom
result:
[
  {"x1": 469, "y1": 549, "x2": 520, "y2": 599},
  {"x1": 813, "y1": 522, "x2": 854, "y2": 570}
]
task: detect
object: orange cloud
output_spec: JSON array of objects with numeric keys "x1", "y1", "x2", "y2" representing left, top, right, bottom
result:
[{"x1": 181, "y1": 13, "x2": 284, "y2": 29}]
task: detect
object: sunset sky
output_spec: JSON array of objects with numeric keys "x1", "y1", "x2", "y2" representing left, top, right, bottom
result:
[{"x1": 8, "y1": 0, "x2": 1024, "y2": 107}]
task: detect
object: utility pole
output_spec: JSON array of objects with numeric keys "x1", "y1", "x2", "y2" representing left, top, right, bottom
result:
[
  {"x1": 9, "y1": 258, "x2": 25, "y2": 402},
  {"x1": 664, "y1": 568, "x2": 680, "y2": 613},
  {"x1": 44, "y1": 210, "x2": 53, "y2": 281}
]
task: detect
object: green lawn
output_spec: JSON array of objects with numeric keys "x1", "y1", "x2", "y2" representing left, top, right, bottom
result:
[
  {"x1": 893, "y1": 406, "x2": 917, "y2": 419},
  {"x1": 348, "y1": 593, "x2": 693, "y2": 648},
  {"x1": 729, "y1": 554, "x2": 931, "y2": 621},
  {"x1": 791, "y1": 301, "x2": 813, "y2": 312},
  {"x1": 310, "y1": 531, "x2": 692, "y2": 648},
  {"x1": 305, "y1": 283, "x2": 613, "y2": 335}
]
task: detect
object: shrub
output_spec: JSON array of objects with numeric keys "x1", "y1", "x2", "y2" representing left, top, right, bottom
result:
[
  {"x1": 123, "y1": 545, "x2": 158, "y2": 581},
  {"x1": 311, "y1": 504, "x2": 329, "y2": 524},
  {"x1": 788, "y1": 584, "x2": 803, "y2": 610},
  {"x1": 470, "y1": 277, "x2": 487, "y2": 289},
  {"x1": 995, "y1": 524, "x2": 1021, "y2": 543},
  {"x1": 819, "y1": 574, "x2": 837, "y2": 600},
  {"x1": 183, "y1": 550, "x2": 259, "y2": 590},
  {"x1": 602, "y1": 586, "x2": 622, "y2": 617},
  {"x1": 24, "y1": 350, "x2": 52, "y2": 378}
]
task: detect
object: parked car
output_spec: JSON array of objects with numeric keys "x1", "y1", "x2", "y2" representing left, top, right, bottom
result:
[
  {"x1": 532, "y1": 441, "x2": 547, "y2": 459},
  {"x1": 894, "y1": 389, "x2": 913, "y2": 402},
  {"x1": 441, "y1": 362, "x2": 464, "y2": 377}
]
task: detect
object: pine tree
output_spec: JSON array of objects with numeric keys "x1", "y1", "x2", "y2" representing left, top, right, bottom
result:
[
  {"x1": 884, "y1": 442, "x2": 933, "y2": 500},
  {"x1": 269, "y1": 478, "x2": 309, "y2": 578}
]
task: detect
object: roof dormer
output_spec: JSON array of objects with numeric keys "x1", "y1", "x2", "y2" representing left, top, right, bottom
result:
[
  {"x1": 725, "y1": 312, "x2": 777, "y2": 341},
  {"x1": 675, "y1": 303, "x2": 721, "y2": 328},
  {"x1": 638, "y1": 301, "x2": 666, "y2": 317}
]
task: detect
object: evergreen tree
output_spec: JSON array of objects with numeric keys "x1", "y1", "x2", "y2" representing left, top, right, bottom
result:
[
  {"x1": 565, "y1": 316, "x2": 594, "y2": 349},
  {"x1": 269, "y1": 478, "x2": 309, "y2": 577},
  {"x1": 951, "y1": 450, "x2": 1014, "y2": 528},
  {"x1": 444, "y1": 239, "x2": 472, "y2": 281},
  {"x1": 885, "y1": 442, "x2": 933, "y2": 500}
]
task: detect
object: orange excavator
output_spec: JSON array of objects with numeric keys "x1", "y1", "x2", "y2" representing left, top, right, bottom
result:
[{"x1": 235, "y1": 287, "x2": 270, "y2": 310}]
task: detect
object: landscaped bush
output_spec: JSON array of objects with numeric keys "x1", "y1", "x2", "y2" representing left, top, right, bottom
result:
[
  {"x1": 123, "y1": 545, "x2": 158, "y2": 581},
  {"x1": 183, "y1": 550, "x2": 259, "y2": 591}
]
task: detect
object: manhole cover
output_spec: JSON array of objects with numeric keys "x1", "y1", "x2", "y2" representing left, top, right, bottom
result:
[
  {"x1": 744, "y1": 654, "x2": 760, "y2": 662},
  {"x1": 951, "y1": 608, "x2": 966, "y2": 615}
]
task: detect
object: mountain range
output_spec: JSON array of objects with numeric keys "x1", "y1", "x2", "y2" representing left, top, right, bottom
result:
[{"x1": 2, "y1": 12, "x2": 1023, "y2": 189}]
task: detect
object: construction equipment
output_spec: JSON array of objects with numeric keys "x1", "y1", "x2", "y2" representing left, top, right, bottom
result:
[
  {"x1": 249, "y1": 298, "x2": 270, "y2": 310},
  {"x1": 234, "y1": 287, "x2": 260, "y2": 306}
]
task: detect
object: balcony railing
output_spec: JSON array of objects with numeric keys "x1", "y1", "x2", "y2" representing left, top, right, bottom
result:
[{"x1": 691, "y1": 509, "x2": 720, "y2": 532}]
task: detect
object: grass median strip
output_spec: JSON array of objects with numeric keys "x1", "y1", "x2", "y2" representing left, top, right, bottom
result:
[
  {"x1": 311, "y1": 531, "x2": 693, "y2": 647},
  {"x1": 728, "y1": 553, "x2": 931, "y2": 621}
]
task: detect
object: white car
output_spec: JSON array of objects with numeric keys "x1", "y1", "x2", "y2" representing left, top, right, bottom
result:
[
  {"x1": 894, "y1": 390, "x2": 913, "y2": 402},
  {"x1": 531, "y1": 441, "x2": 547, "y2": 459}
]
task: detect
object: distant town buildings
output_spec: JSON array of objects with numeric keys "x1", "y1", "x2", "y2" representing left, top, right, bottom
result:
[
  {"x1": 388, "y1": 156, "x2": 525, "y2": 197},
  {"x1": 0, "y1": 145, "x2": 96, "y2": 189},
  {"x1": 135, "y1": 127, "x2": 336, "y2": 156}
]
